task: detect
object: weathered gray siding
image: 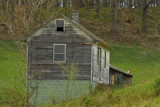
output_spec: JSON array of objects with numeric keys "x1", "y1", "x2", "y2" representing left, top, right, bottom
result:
[
  {"x1": 109, "y1": 68, "x2": 132, "y2": 85},
  {"x1": 27, "y1": 17, "x2": 93, "y2": 80},
  {"x1": 28, "y1": 80, "x2": 93, "y2": 105},
  {"x1": 27, "y1": 16, "x2": 112, "y2": 105},
  {"x1": 92, "y1": 44, "x2": 110, "y2": 84}
]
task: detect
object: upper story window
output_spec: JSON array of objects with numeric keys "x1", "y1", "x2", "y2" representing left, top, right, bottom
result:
[
  {"x1": 56, "y1": 20, "x2": 64, "y2": 31},
  {"x1": 53, "y1": 44, "x2": 66, "y2": 62}
]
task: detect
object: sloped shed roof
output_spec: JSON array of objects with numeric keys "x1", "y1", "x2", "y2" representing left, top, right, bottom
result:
[
  {"x1": 28, "y1": 14, "x2": 111, "y2": 49},
  {"x1": 110, "y1": 65, "x2": 132, "y2": 77}
]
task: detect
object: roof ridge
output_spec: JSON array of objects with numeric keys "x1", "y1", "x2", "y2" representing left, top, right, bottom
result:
[
  {"x1": 27, "y1": 13, "x2": 111, "y2": 49},
  {"x1": 61, "y1": 14, "x2": 111, "y2": 49}
]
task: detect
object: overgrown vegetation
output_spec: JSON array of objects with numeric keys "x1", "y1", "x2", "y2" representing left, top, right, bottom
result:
[
  {"x1": 58, "y1": 60, "x2": 79, "y2": 102},
  {"x1": 60, "y1": 43, "x2": 160, "y2": 106},
  {"x1": 1, "y1": 40, "x2": 160, "y2": 106},
  {"x1": 0, "y1": 40, "x2": 27, "y2": 106},
  {"x1": 1, "y1": 1, "x2": 160, "y2": 106}
]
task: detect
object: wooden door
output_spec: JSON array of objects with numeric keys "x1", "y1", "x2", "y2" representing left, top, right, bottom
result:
[{"x1": 111, "y1": 74, "x2": 115, "y2": 84}]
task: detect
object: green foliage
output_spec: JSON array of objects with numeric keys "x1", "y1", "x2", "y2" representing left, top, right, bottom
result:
[
  {"x1": 60, "y1": 43, "x2": 160, "y2": 106},
  {"x1": 58, "y1": 60, "x2": 79, "y2": 101},
  {"x1": 93, "y1": 83, "x2": 108, "y2": 93},
  {"x1": 59, "y1": 60, "x2": 79, "y2": 81},
  {"x1": 0, "y1": 40, "x2": 27, "y2": 106},
  {"x1": 157, "y1": 24, "x2": 160, "y2": 33},
  {"x1": 154, "y1": 78, "x2": 160, "y2": 96},
  {"x1": 110, "y1": 43, "x2": 160, "y2": 85},
  {"x1": 82, "y1": 96, "x2": 93, "y2": 107}
]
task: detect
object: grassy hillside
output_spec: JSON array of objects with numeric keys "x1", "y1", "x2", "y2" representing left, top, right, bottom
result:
[
  {"x1": 0, "y1": 41, "x2": 26, "y2": 106},
  {"x1": 0, "y1": 41, "x2": 160, "y2": 106},
  {"x1": 60, "y1": 43, "x2": 160, "y2": 107},
  {"x1": 1, "y1": 7, "x2": 160, "y2": 106},
  {"x1": 110, "y1": 43, "x2": 160, "y2": 85},
  {"x1": 0, "y1": 41, "x2": 25, "y2": 79}
]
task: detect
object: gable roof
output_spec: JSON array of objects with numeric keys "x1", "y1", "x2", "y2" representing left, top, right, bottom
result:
[
  {"x1": 60, "y1": 14, "x2": 111, "y2": 49},
  {"x1": 27, "y1": 14, "x2": 111, "y2": 49}
]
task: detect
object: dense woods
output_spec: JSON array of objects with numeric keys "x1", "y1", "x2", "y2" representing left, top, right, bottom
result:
[{"x1": 0, "y1": 0, "x2": 160, "y2": 37}]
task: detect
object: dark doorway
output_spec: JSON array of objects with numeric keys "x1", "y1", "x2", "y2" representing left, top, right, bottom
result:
[{"x1": 57, "y1": 27, "x2": 64, "y2": 31}]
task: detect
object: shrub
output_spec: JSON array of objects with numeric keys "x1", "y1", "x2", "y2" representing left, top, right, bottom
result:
[
  {"x1": 93, "y1": 83, "x2": 108, "y2": 93},
  {"x1": 154, "y1": 78, "x2": 160, "y2": 96},
  {"x1": 157, "y1": 24, "x2": 160, "y2": 33}
]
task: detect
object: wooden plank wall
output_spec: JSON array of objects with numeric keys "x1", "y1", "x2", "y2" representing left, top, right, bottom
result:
[
  {"x1": 109, "y1": 68, "x2": 132, "y2": 85},
  {"x1": 92, "y1": 44, "x2": 110, "y2": 84},
  {"x1": 27, "y1": 18, "x2": 92, "y2": 80}
]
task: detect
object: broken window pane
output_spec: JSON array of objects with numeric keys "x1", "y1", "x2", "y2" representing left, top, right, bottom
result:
[{"x1": 56, "y1": 20, "x2": 64, "y2": 31}]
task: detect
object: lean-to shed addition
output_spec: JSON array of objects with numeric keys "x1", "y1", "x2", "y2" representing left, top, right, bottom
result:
[{"x1": 27, "y1": 11, "x2": 132, "y2": 106}]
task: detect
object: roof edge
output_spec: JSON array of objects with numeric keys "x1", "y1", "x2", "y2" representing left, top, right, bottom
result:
[
  {"x1": 110, "y1": 65, "x2": 133, "y2": 77},
  {"x1": 27, "y1": 13, "x2": 111, "y2": 50}
]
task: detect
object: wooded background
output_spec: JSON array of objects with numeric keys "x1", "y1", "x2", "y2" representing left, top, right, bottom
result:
[{"x1": 0, "y1": 0, "x2": 159, "y2": 38}]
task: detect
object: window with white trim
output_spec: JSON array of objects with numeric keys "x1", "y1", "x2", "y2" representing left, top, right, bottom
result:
[
  {"x1": 56, "y1": 20, "x2": 64, "y2": 31},
  {"x1": 53, "y1": 44, "x2": 66, "y2": 62}
]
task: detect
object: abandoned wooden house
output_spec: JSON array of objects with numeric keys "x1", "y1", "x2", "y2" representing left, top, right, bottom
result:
[{"x1": 27, "y1": 10, "x2": 132, "y2": 105}]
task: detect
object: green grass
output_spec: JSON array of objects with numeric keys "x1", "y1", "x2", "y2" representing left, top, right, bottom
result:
[
  {"x1": 110, "y1": 43, "x2": 160, "y2": 85},
  {"x1": 59, "y1": 43, "x2": 160, "y2": 107},
  {"x1": 1, "y1": 40, "x2": 160, "y2": 106},
  {"x1": 0, "y1": 40, "x2": 26, "y2": 106},
  {"x1": 0, "y1": 41, "x2": 25, "y2": 79}
]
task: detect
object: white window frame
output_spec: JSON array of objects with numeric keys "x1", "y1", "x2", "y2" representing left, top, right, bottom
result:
[
  {"x1": 55, "y1": 19, "x2": 65, "y2": 32},
  {"x1": 53, "y1": 44, "x2": 66, "y2": 62}
]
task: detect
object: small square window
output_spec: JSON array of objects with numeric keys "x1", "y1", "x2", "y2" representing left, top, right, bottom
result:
[
  {"x1": 53, "y1": 44, "x2": 66, "y2": 62},
  {"x1": 56, "y1": 20, "x2": 64, "y2": 31}
]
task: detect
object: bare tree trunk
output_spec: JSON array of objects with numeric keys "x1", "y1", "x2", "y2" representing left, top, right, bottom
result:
[
  {"x1": 56, "y1": 0, "x2": 60, "y2": 7},
  {"x1": 79, "y1": 0, "x2": 84, "y2": 8},
  {"x1": 129, "y1": 0, "x2": 132, "y2": 8},
  {"x1": 84, "y1": 0, "x2": 89, "y2": 9},
  {"x1": 1, "y1": 0, "x2": 9, "y2": 30},
  {"x1": 88, "y1": 0, "x2": 94, "y2": 8},
  {"x1": 63, "y1": 0, "x2": 67, "y2": 15},
  {"x1": 137, "y1": 0, "x2": 142, "y2": 8},
  {"x1": 156, "y1": 0, "x2": 158, "y2": 7},
  {"x1": 95, "y1": 0, "x2": 100, "y2": 17},
  {"x1": 11, "y1": 0, "x2": 15, "y2": 31},
  {"x1": 75, "y1": 0, "x2": 79, "y2": 9},
  {"x1": 142, "y1": 0, "x2": 153, "y2": 32},
  {"x1": 142, "y1": 0, "x2": 147, "y2": 32},
  {"x1": 111, "y1": 0, "x2": 118, "y2": 33},
  {"x1": 72, "y1": 0, "x2": 75, "y2": 7},
  {"x1": 102, "y1": 0, "x2": 107, "y2": 7}
]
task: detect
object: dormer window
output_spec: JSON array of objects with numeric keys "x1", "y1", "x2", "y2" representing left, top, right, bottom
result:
[{"x1": 56, "y1": 20, "x2": 64, "y2": 31}]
